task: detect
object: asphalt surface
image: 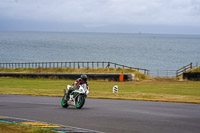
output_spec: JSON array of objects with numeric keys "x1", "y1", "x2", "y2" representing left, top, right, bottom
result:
[{"x1": 0, "y1": 94, "x2": 200, "y2": 133}]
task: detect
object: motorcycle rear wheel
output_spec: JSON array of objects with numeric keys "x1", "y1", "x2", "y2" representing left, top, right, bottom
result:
[
  {"x1": 75, "y1": 95, "x2": 85, "y2": 109},
  {"x1": 61, "y1": 95, "x2": 69, "y2": 108}
]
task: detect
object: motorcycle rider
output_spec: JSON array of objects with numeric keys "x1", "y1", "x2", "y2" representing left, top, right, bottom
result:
[{"x1": 66, "y1": 74, "x2": 89, "y2": 99}]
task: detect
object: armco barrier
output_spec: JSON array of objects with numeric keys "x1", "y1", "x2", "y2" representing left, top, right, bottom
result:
[
  {"x1": 183, "y1": 72, "x2": 200, "y2": 81},
  {"x1": 0, "y1": 73, "x2": 134, "y2": 81}
]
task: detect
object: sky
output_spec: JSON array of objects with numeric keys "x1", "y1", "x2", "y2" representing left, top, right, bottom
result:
[{"x1": 0, "y1": 0, "x2": 200, "y2": 34}]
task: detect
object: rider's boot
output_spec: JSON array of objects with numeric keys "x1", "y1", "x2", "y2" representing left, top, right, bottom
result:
[
  {"x1": 66, "y1": 88, "x2": 73, "y2": 99},
  {"x1": 66, "y1": 92, "x2": 70, "y2": 99}
]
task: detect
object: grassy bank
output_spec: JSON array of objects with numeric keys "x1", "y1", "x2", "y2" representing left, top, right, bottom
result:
[
  {"x1": 0, "y1": 67, "x2": 148, "y2": 80},
  {"x1": 0, "y1": 67, "x2": 139, "y2": 73},
  {"x1": 0, "y1": 78, "x2": 200, "y2": 104},
  {"x1": 191, "y1": 66, "x2": 200, "y2": 72},
  {"x1": 0, "y1": 121, "x2": 53, "y2": 133}
]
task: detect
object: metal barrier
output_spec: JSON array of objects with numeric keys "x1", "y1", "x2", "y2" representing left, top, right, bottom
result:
[
  {"x1": 149, "y1": 70, "x2": 177, "y2": 77},
  {"x1": 0, "y1": 73, "x2": 134, "y2": 81}
]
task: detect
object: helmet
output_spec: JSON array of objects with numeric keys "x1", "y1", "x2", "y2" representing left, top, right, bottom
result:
[{"x1": 81, "y1": 74, "x2": 87, "y2": 82}]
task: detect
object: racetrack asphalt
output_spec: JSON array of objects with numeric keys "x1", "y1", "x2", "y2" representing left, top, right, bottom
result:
[{"x1": 0, "y1": 94, "x2": 200, "y2": 133}]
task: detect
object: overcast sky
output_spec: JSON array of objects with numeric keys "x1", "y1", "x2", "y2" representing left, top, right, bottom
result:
[{"x1": 0, "y1": 0, "x2": 200, "y2": 34}]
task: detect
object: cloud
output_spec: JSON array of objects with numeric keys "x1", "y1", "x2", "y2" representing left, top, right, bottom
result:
[{"x1": 0, "y1": 0, "x2": 200, "y2": 32}]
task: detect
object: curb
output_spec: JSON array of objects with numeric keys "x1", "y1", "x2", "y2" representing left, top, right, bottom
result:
[{"x1": 0, "y1": 116, "x2": 103, "y2": 133}]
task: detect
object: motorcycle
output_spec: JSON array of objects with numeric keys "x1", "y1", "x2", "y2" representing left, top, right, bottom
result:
[{"x1": 61, "y1": 84, "x2": 89, "y2": 109}]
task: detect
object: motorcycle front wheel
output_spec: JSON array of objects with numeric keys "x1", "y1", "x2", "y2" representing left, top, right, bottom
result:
[
  {"x1": 75, "y1": 95, "x2": 85, "y2": 109},
  {"x1": 61, "y1": 95, "x2": 69, "y2": 108}
]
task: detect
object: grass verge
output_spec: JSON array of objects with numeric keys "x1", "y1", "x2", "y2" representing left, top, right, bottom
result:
[
  {"x1": 191, "y1": 66, "x2": 200, "y2": 72},
  {"x1": 0, "y1": 77, "x2": 200, "y2": 104},
  {"x1": 0, "y1": 121, "x2": 54, "y2": 133}
]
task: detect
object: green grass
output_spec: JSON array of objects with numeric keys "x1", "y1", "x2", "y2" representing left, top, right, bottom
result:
[
  {"x1": 0, "y1": 77, "x2": 200, "y2": 104},
  {"x1": 0, "y1": 121, "x2": 54, "y2": 133}
]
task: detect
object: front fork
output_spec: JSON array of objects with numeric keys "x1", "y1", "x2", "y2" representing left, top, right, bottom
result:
[{"x1": 63, "y1": 89, "x2": 68, "y2": 100}]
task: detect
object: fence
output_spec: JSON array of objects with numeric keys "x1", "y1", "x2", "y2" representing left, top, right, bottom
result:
[
  {"x1": 149, "y1": 70, "x2": 177, "y2": 77},
  {"x1": 0, "y1": 61, "x2": 149, "y2": 75},
  {"x1": 176, "y1": 63, "x2": 193, "y2": 77}
]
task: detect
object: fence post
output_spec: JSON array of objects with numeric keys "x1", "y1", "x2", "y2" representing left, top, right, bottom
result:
[
  {"x1": 78, "y1": 62, "x2": 80, "y2": 68},
  {"x1": 106, "y1": 62, "x2": 110, "y2": 68}
]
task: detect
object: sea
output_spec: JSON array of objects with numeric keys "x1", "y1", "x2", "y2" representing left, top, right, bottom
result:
[{"x1": 0, "y1": 31, "x2": 200, "y2": 76}]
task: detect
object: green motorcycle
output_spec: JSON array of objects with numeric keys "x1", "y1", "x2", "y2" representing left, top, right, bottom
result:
[{"x1": 61, "y1": 84, "x2": 89, "y2": 109}]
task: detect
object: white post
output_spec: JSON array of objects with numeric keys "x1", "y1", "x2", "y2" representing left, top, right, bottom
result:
[{"x1": 113, "y1": 85, "x2": 118, "y2": 93}]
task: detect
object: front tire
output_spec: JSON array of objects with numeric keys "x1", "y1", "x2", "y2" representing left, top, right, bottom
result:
[
  {"x1": 61, "y1": 95, "x2": 69, "y2": 108},
  {"x1": 75, "y1": 95, "x2": 85, "y2": 109}
]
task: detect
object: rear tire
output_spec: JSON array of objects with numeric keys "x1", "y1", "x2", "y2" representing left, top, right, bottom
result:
[
  {"x1": 75, "y1": 95, "x2": 85, "y2": 109},
  {"x1": 61, "y1": 95, "x2": 69, "y2": 108}
]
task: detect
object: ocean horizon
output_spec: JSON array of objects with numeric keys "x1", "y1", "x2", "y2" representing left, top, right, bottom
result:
[{"x1": 0, "y1": 31, "x2": 200, "y2": 76}]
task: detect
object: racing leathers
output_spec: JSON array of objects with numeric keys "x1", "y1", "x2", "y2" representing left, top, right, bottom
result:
[{"x1": 67, "y1": 78, "x2": 89, "y2": 98}]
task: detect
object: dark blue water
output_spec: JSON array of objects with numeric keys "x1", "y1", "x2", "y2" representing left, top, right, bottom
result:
[{"x1": 0, "y1": 31, "x2": 199, "y2": 75}]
